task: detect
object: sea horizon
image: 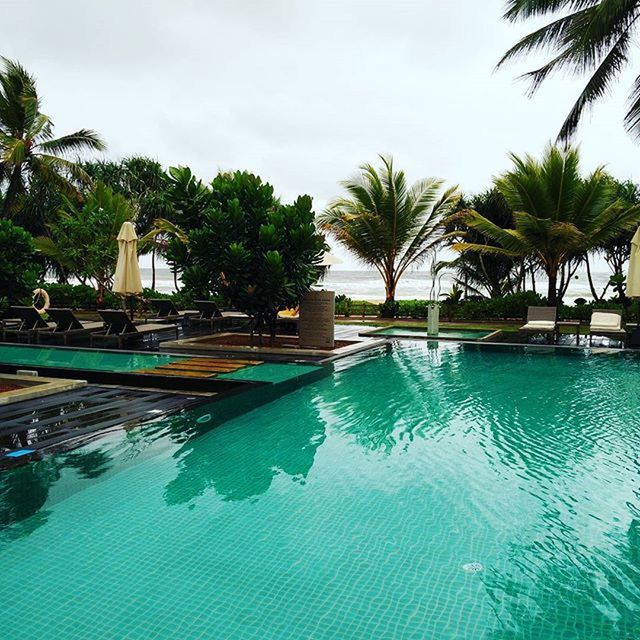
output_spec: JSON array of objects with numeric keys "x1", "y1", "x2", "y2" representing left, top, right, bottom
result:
[{"x1": 135, "y1": 267, "x2": 615, "y2": 305}]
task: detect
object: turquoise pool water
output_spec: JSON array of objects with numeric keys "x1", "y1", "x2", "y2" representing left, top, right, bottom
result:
[
  {"x1": 219, "y1": 361, "x2": 322, "y2": 383},
  {"x1": 371, "y1": 326, "x2": 491, "y2": 340},
  {"x1": 0, "y1": 344, "x2": 183, "y2": 372},
  {"x1": 1, "y1": 341, "x2": 640, "y2": 639}
]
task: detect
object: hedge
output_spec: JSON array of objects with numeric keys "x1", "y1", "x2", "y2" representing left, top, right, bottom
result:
[
  {"x1": 36, "y1": 284, "x2": 196, "y2": 312},
  {"x1": 335, "y1": 292, "x2": 640, "y2": 323}
]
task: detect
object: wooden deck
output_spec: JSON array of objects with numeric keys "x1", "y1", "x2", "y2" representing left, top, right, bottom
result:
[{"x1": 135, "y1": 357, "x2": 263, "y2": 379}]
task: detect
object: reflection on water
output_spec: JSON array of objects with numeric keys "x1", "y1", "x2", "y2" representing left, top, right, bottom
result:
[
  {"x1": 165, "y1": 397, "x2": 326, "y2": 504},
  {"x1": 0, "y1": 448, "x2": 113, "y2": 536}
]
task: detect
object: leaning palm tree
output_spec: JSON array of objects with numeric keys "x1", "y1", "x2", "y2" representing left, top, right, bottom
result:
[
  {"x1": 498, "y1": 1, "x2": 640, "y2": 141},
  {"x1": 456, "y1": 145, "x2": 640, "y2": 305},
  {"x1": 0, "y1": 58, "x2": 105, "y2": 216},
  {"x1": 319, "y1": 155, "x2": 459, "y2": 315}
]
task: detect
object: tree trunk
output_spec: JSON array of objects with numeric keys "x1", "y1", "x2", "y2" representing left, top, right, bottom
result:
[
  {"x1": 585, "y1": 257, "x2": 600, "y2": 301},
  {"x1": 381, "y1": 275, "x2": 397, "y2": 318},
  {"x1": 2, "y1": 165, "x2": 23, "y2": 218},
  {"x1": 547, "y1": 270, "x2": 558, "y2": 306},
  {"x1": 530, "y1": 265, "x2": 536, "y2": 294}
]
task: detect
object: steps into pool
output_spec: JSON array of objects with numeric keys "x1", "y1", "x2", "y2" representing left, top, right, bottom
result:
[
  {"x1": 0, "y1": 385, "x2": 204, "y2": 468},
  {"x1": 135, "y1": 357, "x2": 264, "y2": 378}
]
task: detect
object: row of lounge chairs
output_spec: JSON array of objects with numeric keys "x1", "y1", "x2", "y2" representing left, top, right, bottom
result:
[
  {"x1": 1, "y1": 300, "x2": 250, "y2": 347},
  {"x1": 520, "y1": 307, "x2": 628, "y2": 345},
  {"x1": 1, "y1": 307, "x2": 179, "y2": 347}
]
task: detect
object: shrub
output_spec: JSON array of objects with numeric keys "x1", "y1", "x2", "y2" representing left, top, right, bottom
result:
[
  {"x1": 0, "y1": 220, "x2": 39, "y2": 304},
  {"x1": 39, "y1": 283, "x2": 197, "y2": 312},
  {"x1": 335, "y1": 294, "x2": 353, "y2": 317},
  {"x1": 43, "y1": 283, "x2": 119, "y2": 310}
]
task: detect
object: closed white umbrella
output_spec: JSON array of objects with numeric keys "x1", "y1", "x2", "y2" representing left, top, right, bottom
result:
[
  {"x1": 113, "y1": 221, "x2": 142, "y2": 318},
  {"x1": 627, "y1": 227, "x2": 640, "y2": 298},
  {"x1": 627, "y1": 227, "x2": 640, "y2": 344}
]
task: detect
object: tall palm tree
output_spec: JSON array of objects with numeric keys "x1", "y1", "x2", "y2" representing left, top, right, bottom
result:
[
  {"x1": 444, "y1": 189, "x2": 523, "y2": 298},
  {"x1": 0, "y1": 58, "x2": 105, "y2": 216},
  {"x1": 498, "y1": 1, "x2": 640, "y2": 141},
  {"x1": 319, "y1": 155, "x2": 459, "y2": 314},
  {"x1": 456, "y1": 145, "x2": 640, "y2": 305}
]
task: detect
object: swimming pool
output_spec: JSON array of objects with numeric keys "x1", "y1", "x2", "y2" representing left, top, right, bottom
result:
[
  {"x1": 1, "y1": 341, "x2": 639, "y2": 639},
  {"x1": 0, "y1": 343, "x2": 183, "y2": 372},
  {"x1": 364, "y1": 326, "x2": 494, "y2": 340}
]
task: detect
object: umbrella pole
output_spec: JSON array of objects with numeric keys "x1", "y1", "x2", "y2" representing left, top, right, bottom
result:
[{"x1": 129, "y1": 296, "x2": 135, "y2": 321}]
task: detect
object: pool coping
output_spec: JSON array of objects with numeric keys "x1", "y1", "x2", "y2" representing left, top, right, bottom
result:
[
  {"x1": 357, "y1": 326, "x2": 500, "y2": 342},
  {"x1": 0, "y1": 373, "x2": 87, "y2": 405},
  {"x1": 159, "y1": 332, "x2": 387, "y2": 362}
]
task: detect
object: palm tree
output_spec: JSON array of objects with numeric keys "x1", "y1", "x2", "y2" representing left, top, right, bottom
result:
[
  {"x1": 319, "y1": 155, "x2": 459, "y2": 315},
  {"x1": 0, "y1": 58, "x2": 105, "y2": 216},
  {"x1": 455, "y1": 145, "x2": 640, "y2": 306},
  {"x1": 498, "y1": 1, "x2": 640, "y2": 140},
  {"x1": 444, "y1": 189, "x2": 523, "y2": 298}
]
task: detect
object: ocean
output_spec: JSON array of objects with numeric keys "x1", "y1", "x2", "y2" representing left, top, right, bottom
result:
[{"x1": 140, "y1": 267, "x2": 614, "y2": 304}]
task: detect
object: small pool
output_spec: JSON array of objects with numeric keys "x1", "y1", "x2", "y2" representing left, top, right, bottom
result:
[
  {"x1": 0, "y1": 343, "x2": 183, "y2": 372},
  {"x1": 365, "y1": 325, "x2": 493, "y2": 340},
  {"x1": 1, "y1": 341, "x2": 639, "y2": 638}
]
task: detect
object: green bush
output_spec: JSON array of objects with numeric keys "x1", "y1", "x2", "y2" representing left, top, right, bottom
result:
[
  {"x1": 40, "y1": 283, "x2": 198, "y2": 312},
  {"x1": 335, "y1": 294, "x2": 353, "y2": 317},
  {"x1": 396, "y1": 300, "x2": 431, "y2": 318},
  {"x1": 0, "y1": 220, "x2": 39, "y2": 304},
  {"x1": 42, "y1": 283, "x2": 119, "y2": 310},
  {"x1": 391, "y1": 291, "x2": 545, "y2": 321}
]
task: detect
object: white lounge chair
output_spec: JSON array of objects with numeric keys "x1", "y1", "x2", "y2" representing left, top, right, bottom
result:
[
  {"x1": 519, "y1": 306, "x2": 557, "y2": 342},
  {"x1": 588, "y1": 310, "x2": 627, "y2": 347}
]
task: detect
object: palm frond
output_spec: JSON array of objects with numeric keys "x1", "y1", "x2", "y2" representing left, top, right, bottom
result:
[
  {"x1": 36, "y1": 129, "x2": 106, "y2": 155},
  {"x1": 499, "y1": 0, "x2": 640, "y2": 140}
]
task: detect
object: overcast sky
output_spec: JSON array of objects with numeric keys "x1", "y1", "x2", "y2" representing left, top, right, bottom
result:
[{"x1": 2, "y1": 0, "x2": 638, "y2": 268}]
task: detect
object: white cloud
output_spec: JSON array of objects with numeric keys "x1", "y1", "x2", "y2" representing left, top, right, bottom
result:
[{"x1": 2, "y1": 0, "x2": 638, "y2": 269}]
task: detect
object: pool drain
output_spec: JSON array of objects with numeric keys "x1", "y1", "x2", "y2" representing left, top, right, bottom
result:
[
  {"x1": 196, "y1": 414, "x2": 212, "y2": 424},
  {"x1": 462, "y1": 562, "x2": 484, "y2": 573}
]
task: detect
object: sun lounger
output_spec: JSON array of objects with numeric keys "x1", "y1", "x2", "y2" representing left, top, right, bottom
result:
[
  {"x1": 2, "y1": 306, "x2": 55, "y2": 343},
  {"x1": 40, "y1": 308, "x2": 104, "y2": 345},
  {"x1": 148, "y1": 299, "x2": 198, "y2": 323},
  {"x1": 519, "y1": 306, "x2": 557, "y2": 343},
  {"x1": 588, "y1": 310, "x2": 627, "y2": 346},
  {"x1": 91, "y1": 309, "x2": 179, "y2": 348},
  {"x1": 191, "y1": 300, "x2": 248, "y2": 331},
  {"x1": 276, "y1": 306, "x2": 300, "y2": 335}
]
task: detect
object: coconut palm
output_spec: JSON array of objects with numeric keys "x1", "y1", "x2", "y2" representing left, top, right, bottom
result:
[
  {"x1": 319, "y1": 155, "x2": 459, "y2": 315},
  {"x1": 456, "y1": 145, "x2": 640, "y2": 305},
  {"x1": 498, "y1": 0, "x2": 640, "y2": 140},
  {"x1": 444, "y1": 189, "x2": 524, "y2": 298},
  {"x1": 0, "y1": 58, "x2": 105, "y2": 217}
]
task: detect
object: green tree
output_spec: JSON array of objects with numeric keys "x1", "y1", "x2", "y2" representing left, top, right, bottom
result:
[
  {"x1": 166, "y1": 169, "x2": 326, "y2": 342},
  {"x1": 0, "y1": 219, "x2": 39, "y2": 306},
  {"x1": 82, "y1": 157, "x2": 171, "y2": 288},
  {"x1": 456, "y1": 146, "x2": 640, "y2": 305},
  {"x1": 444, "y1": 189, "x2": 523, "y2": 298},
  {"x1": 0, "y1": 58, "x2": 105, "y2": 217},
  {"x1": 319, "y1": 155, "x2": 459, "y2": 316},
  {"x1": 161, "y1": 166, "x2": 212, "y2": 293},
  {"x1": 585, "y1": 178, "x2": 640, "y2": 302},
  {"x1": 498, "y1": 0, "x2": 640, "y2": 140},
  {"x1": 34, "y1": 182, "x2": 132, "y2": 300}
]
